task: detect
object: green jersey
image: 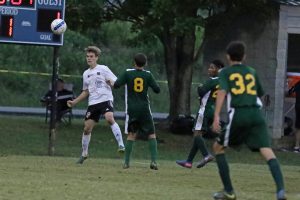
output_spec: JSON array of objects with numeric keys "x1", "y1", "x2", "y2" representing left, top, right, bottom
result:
[
  {"x1": 193, "y1": 77, "x2": 219, "y2": 132},
  {"x1": 114, "y1": 68, "x2": 160, "y2": 113},
  {"x1": 198, "y1": 77, "x2": 219, "y2": 107},
  {"x1": 219, "y1": 64, "x2": 264, "y2": 108}
]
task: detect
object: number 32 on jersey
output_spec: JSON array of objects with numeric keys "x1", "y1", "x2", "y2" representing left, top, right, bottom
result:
[{"x1": 230, "y1": 73, "x2": 257, "y2": 95}]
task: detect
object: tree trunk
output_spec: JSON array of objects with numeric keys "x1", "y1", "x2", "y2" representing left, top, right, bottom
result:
[{"x1": 160, "y1": 29, "x2": 196, "y2": 120}]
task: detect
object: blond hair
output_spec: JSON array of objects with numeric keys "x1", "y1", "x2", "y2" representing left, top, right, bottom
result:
[{"x1": 85, "y1": 46, "x2": 101, "y2": 56}]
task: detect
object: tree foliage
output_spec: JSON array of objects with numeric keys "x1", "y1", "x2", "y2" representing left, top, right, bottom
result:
[
  {"x1": 66, "y1": 0, "x2": 105, "y2": 32},
  {"x1": 102, "y1": 0, "x2": 208, "y2": 118},
  {"x1": 65, "y1": 0, "x2": 275, "y2": 119},
  {"x1": 0, "y1": 0, "x2": 276, "y2": 117}
]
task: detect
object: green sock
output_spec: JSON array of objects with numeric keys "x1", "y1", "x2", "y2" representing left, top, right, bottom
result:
[
  {"x1": 124, "y1": 140, "x2": 134, "y2": 165},
  {"x1": 195, "y1": 135, "x2": 209, "y2": 157},
  {"x1": 187, "y1": 135, "x2": 209, "y2": 162},
  {"x1": 148, "y1": 138, "x2": 157, "y2": 163},
  {"x1": 215, "y1": 154, "x2": 234, "y2": 193},
  {"x1": 187, "y1": 137, "x2": 199, "y2": 162},
  {"x1": 267, "y1": 158, "x2": 285, "y2": 192}
]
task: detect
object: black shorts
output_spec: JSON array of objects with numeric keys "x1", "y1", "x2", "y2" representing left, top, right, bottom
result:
[{"x1": 85, "y1": 101, "x2": 114, "y2": 122}]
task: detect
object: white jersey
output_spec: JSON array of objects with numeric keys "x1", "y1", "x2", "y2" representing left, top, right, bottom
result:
[{"x1": 82, "y1": 64, "x2": 117, "y2": 106}]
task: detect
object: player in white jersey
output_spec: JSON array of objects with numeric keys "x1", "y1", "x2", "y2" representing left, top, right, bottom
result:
[{"x1": 67, "y1": 46, "x2": 125, "y2": 164}]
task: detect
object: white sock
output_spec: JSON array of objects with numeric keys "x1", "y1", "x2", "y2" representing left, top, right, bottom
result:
[
  {"x1": 110, "y1": 123, "x2": 124, "y2": 147},
  {"x1": 82, "y1": 133, "x2": 91, "y2": 157}
]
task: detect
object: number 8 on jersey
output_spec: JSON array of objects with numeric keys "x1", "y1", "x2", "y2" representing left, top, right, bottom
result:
[{"x1": 134, "y1": 77, "x2": 144, "y2": 92}]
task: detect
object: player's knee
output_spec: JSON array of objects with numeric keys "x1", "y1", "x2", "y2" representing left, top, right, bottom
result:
[
  {"x1": 213, "y1": 142, "x2": 224, "y2": 154},
  {"x1": 83, "y1": 129, "x2": 91, "y2": 135},
  {"x1": 83, "y1": 126, "x2": 92, "y2": 134},
  {"x1": 193, "y1": 130, "x2": 203, "y2": 137},
  {"x1": 148, "y1": 133, "x2": 156, "y2": 139},
  {"x1": 127, "y1": 133, "x2": 136, "y2": 140},
  {"x1": 260, "y1": 147, "x2": 276, "y2": 161},
  {"x1": 107, "y1": 119, "x2": 115, "y2": 126},
  {"x1": 105, "y1": 112, "x2": 115, "y2": 124}
]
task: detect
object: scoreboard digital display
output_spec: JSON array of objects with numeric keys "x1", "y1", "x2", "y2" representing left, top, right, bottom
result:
[{"x1": 0, "y1": 0, "x2": 65, "y2": 46}]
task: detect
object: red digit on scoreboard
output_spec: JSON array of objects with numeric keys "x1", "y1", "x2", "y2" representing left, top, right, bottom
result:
[
  {"x1": 11, "y1": 0, "x2": 22, "y2": 6},
  {"x1": 8, "y1": 17, "x2": 13, "y2": 37},
  {"x1": 0, "y1": 0, "x2": 6, "y2": 5},
  {"x1": 0, "y1": 15, "x2": 14, "y2": 37}
]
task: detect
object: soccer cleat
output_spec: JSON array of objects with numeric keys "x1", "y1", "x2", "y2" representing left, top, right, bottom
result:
[
  {"x1": 175, "y1": 160, "x2": 192, "y2": 168},
  {"x1": 118, "y1": 145, "x2": 125, "y2": 153},
  {"x1": 293, "y1": 147, "x2": 300, "y2": 153},
  {"x1": 150, "y1": 162, "x2": 158, "y2": 170},
  {"x1": 123, "y1": 163, "x2": 130, "y2": 169},
  {"x1": 213, "y1": 191, "x2": 236, "y2": 200},
  {"x1": 196, "y1": 154, "x2": 214, "y2": 168},
  {"x1": 76, "y1": 156, "x2": 88, "y2": 164},
  {"x1": 277, "y1": 189, "x2": 287, "y2": 200}
]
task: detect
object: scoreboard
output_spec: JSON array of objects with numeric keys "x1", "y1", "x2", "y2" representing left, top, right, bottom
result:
[{"x1": 0, "y1": 0, "x2": 65, "y2": 46}]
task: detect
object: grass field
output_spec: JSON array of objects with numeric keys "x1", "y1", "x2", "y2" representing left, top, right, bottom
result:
[{"x1": 0, "y1": 115, "x2": 299, "y2": 200}]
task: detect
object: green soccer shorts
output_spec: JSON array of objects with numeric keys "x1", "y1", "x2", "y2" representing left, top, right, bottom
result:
[
  {"x1": 217, "y1": 107, "x2": 271, "y2": 150},
  {"x1": 127, "y1": 110, "x2": 155, "y2": 137}
]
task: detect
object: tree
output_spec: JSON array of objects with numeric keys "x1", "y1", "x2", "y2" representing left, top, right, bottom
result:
[
  {"x1": 104, "y1": 0, "x2": 209, "y2": 119},
  {"x1": 66, "y1": 0, "x2": 275, "y2": 120},
  {"x1": 66, "y1": 0, "x2": 105, "y2": 32}
]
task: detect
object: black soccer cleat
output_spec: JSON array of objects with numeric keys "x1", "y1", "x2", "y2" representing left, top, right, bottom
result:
[
  {"x1": 277, "y1": 189, "x2": 287, "y2": 200},
  {"x1": 150, "y1": 162, "x2": 158, "y2": 170},
  {"x1": 213, "y1": 190, "x2": 236, "y2": 200},
  {"x1": 175, "y1": 160, "x2": 192, "y2": 168},
  {"x1": 122, "y1": 163, "x2": 130, "y2": 169},
  {"x1": 76, "y1": 156, "x2": 88, "y2": 164},
  {"x1": 118, "y1": 145, "x2": 125, "y2": 153},
  {"x1": 196, "y1": 154, "x2": 214, "y2": 168}
]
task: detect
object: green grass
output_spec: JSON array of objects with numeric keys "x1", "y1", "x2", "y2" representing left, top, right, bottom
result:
[
  {"x1": 0, "y1": 115, "x2": 300, "y2": 200},
  {"x1": 0, "y1": 156, "x2": 299, "y2": 200}
]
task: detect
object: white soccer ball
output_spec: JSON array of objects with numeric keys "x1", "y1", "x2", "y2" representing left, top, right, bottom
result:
[{"x1": 51, "y1": 19, "x2": 67, "y2": 35}]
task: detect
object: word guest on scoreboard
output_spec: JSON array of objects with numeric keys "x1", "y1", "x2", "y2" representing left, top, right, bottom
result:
[{"x1": 0, "y1": 0, "x2": 65, "y2": 46}]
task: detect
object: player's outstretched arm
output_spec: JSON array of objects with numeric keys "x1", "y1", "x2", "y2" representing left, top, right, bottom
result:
[
  {"x1": 113, "y1": 71, "x2": 127, "y2": 89},
  {"x1": 103, "y1": 66, "x2": 117, "y2": 88},
  {"x1": 106, "y1": 79, "x2": 115, "y2": 88},
  {"x1": 67, "y1": 90, "x2": 89, "y2": 107}
]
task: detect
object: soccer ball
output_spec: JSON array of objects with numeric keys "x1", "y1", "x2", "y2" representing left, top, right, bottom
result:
[{"x1": 51, "y1": 19, "x2": 67, "y2": 35}]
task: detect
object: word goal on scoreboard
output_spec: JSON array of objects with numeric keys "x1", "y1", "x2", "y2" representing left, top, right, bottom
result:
[{"x1": 0, "y1": 0, "x2": 65, "y2": 46}]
